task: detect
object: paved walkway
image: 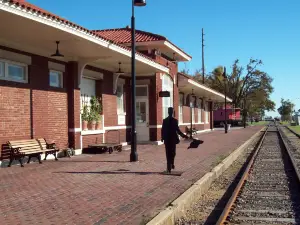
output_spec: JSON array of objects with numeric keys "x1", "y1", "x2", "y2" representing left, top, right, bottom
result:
[{"x1": 0, "y1": 126, "x2": 262, "y2": 225}]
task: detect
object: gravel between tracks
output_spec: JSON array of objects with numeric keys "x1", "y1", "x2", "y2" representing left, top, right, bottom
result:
[{"x1": 175, "y1": 134, "x2": 261, "y2": 225}]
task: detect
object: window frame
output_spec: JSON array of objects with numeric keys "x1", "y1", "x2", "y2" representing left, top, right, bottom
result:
[
  {"x1": 162, "y1": 74, "x2": 174, "y2": 119},
  {"x1": 205, "y1": 101, "x2": 209, "y2": 123},
  {"x1": 49, "y1": 70, "x2": 63, "y2": 88},
  {"x1": 198, "y1": 98, "x2": 203, "y2": 123},
  {"x1": 179, "y1": 93, "x2": 184, "y2": 124},
  {"x1": 116, "y1": 84, "x2": 125, "y2": 115},
  {"x1": 0, "y1": 58, "x2": 28, "y2": 83},
  {"x1": 191, "y1": 96, "x2": 196, "y2": 123}
]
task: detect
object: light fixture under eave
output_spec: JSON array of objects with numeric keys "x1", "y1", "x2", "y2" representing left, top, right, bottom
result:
[
  {"x1": 115, "y1": 62, "x2": 125, "y2": 75},
  {"x1": 51, "y1": 41, "x2": 64, "y2": 58}
]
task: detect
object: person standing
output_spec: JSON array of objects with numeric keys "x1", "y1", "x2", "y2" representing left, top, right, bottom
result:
[{"x1": 161, "y1": 107, "x2": 189, "y2": 173}]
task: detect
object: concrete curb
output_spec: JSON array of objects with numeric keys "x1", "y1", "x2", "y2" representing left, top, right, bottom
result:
[{"x1": 146, "y1": 128, "x2": 264, "y2": 225}]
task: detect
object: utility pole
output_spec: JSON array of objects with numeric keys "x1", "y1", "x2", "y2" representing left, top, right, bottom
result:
[{"x1": 202, "y1": 28, "x2": 205, "y2": 84}]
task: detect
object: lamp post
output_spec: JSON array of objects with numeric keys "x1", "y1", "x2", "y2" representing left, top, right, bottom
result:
[
  {"x1": 130, "y1": 0, "x2": 146, "y2": 162},
  {"x1": 223, "y1": 67, "x2": 228, "y2": 134},
  {"x1": 189, "y1": 89, "x2": 194, "y2": 139}
]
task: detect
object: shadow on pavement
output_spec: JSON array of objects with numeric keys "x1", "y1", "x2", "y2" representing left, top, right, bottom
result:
[
  {"x1": 53, "y1": 170, "x2": 183, "y2": 176},
  {"x1": 56, "y1": 160, "x2": 130, "y2": 163}
]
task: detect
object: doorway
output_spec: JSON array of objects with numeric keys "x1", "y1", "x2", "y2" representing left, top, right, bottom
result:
[{"x1": 136, "y1": 86, "x2": 149, "y2": 142}]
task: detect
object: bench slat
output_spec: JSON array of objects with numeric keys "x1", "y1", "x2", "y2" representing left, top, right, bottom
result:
[
  {"x1": 10, "y1": 143, "x2": 41, "y2": 148},
  {"x1": 9, "y1": 140, "x2": 38, "y2": 144},
  {"x1": 18, "y1": 147, "x2": 43, "y2": 151}
]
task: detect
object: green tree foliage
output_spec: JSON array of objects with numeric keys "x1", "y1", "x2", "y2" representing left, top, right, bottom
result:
[
  {"x1": 277, "y1": 98, "x2": 295, "y2": 121},
  {"x1": 186, "y1": 58, "x2": 275, "y2": 119}
]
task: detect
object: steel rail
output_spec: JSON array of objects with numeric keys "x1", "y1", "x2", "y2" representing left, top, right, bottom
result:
[
  {"x1": 278, "y1": 126, "x2": 300, "y2": 184},
  {"x1": 216, "y1": 125, "x2": 269, "y2": 225},
  {"x1": 216, "y1": 123, "x2": 300, "y2": 225}
]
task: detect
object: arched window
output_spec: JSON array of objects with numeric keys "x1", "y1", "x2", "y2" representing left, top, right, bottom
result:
[{"x1": 162, "y1": 75, "x2": 174, "y2": 119}]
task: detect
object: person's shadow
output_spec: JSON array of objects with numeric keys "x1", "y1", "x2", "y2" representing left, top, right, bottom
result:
[{"x1": 54, "y1": 169, "x2": 183, "y2": 176}]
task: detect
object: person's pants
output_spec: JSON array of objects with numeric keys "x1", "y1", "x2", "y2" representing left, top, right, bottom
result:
[{"x1": 165, "y1": 142, "x2": 176, "y2": 171}]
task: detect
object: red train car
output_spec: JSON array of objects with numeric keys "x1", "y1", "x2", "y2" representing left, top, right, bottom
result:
[{"x1": 213, "y1": 105, "x2": 242, "y2": 126}]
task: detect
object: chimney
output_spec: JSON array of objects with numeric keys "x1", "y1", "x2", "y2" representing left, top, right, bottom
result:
[{"x1": 125, "y1": 25, "x2": 130, "y2": 29}]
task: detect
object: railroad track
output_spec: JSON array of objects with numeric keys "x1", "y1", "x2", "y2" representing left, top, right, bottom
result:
[{"x1": 216, "y1": 123, "x2": 300, "y2": 225}]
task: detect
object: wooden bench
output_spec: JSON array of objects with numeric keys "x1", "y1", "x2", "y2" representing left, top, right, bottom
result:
[{"x1": 7, "y1": 138, "x2": 59, "y2": 167}]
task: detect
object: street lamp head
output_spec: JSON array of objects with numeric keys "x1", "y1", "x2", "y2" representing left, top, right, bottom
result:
[{"x1": 134, "y1": 0, "x2": 146, "y2": 6}]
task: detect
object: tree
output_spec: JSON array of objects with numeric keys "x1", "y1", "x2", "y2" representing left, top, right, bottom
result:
[
  {"x1": 277, "y1": 99, "x2": 295, "y2": 121},
  {"x1": 202, "y1": 59, "x2": 275, "y2": 122}
]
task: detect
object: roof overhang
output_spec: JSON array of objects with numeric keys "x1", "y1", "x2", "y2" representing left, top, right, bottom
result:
[
  {"x1": 124, "y1": 40, "x2": 192, "y2": 62},
  {"x1": 0, "y1": 1, "x2": 169, "y2": 75},
  {"x1": 178, "y1": 74, "x2": 232, "y2": 103}
]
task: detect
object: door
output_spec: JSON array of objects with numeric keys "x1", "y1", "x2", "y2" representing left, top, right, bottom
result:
[{"x1": 136, "y1": 99, "x2": 149, "y2": 141}]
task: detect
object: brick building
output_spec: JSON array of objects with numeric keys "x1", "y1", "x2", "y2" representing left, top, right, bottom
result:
[{"x1": 0, "y1": 0, "x2": 230, "y2": 161}]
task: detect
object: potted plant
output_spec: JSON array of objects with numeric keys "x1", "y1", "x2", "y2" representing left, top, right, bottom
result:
[
  {"x1": 90, "y1": 96, "x2": 102, "y2": 130},
  {"x1": 95, "y1": 113, "x2": 102, "y2": 130},
  {"x1": 81, "y1": 104, "x2": 89, "y2": 131},
  {"x1": 88, "y1": 110, "x2": 97, "y2": 130}
]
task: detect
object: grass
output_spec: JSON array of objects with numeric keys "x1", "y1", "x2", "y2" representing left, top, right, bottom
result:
[
  {"x1": 249, "y1": 121, "x2": 269, "y2": 126},
  {"x1": 281, "y1": 121, "x2": 290, "y2": 125},
  {"x1": 288, "y1": 125, "x2": 300, "y2": 134}
]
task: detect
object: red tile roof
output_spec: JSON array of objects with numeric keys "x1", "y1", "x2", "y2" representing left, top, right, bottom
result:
[
  {"x1": 3, "y1": 1, "x2": 167, "y2": 68},
  {"x1": 93, "y1": 27, "x2": 191, "y2": 59},
  {"x1": 93, "y1": 27, "x2": 166, "y2": 44}
]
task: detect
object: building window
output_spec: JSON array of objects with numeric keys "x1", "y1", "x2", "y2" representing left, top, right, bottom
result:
[
  {"x1": 80, "y1": 78, "x2": 96, "y2": 109},
  {"x1": 198, "y1": 99, "x2": 202, "y2": 123},
  {"x1": 0, "y1": 59, "x2": 27, "y2": 83},
  {"x1": 117, "y1": 84, "x2": 125, "y2": 114},
  {"x1": 0, "y1": 61, "x2": 4, "y2": 77},
  {"x1": 191, "y1": 96, "x2": 196, "y2": 123},
  {"x1": 179, "y1": 93, "x2": 184, "y2": 124},
  {"x1": 205, "y1": 102, "x2": 209, "y2": 123},
  {"x1": 162, "y1": 75, "x2": 173, "y2": 119},
  {"x1": 49, "y1": 70, "x2": 63, "y2": 88}
]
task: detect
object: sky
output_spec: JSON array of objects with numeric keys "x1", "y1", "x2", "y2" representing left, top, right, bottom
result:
[{"x1": 29, "y1": 0, "x2": 300, "y2": 117}]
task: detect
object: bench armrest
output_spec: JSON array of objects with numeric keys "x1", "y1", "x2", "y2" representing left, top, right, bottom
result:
[
  {"x1": 46, "y1": 143, "x2": 57, "y2": 149},
  {"x1": 10, "y1": 147, "x2": 22, "y2": 155}
]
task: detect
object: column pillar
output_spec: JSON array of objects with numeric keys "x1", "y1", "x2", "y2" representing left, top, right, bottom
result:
[{"x1": 66, "y1": 61, "x2": 81, "y2": 149}]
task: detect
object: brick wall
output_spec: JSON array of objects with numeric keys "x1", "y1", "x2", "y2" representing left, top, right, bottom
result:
[
  {"x1": 82, "y1": 134, "x2": 103, "y2": 148},
  {"x1": 0, "y1": 86, "x2": 31, "y2": 159},
  {"x1": 0, "y1": 47, "x2": 69, "y2": 159}
]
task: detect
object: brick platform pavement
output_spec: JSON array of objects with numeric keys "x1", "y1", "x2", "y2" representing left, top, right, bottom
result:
[{"x1": 0, "y1": 126, "x2": 262, "y2": 225}]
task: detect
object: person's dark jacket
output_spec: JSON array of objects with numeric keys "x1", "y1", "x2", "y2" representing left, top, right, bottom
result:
[{"x1": 161, "y1": 117, "x2": 187, "y2": 144}]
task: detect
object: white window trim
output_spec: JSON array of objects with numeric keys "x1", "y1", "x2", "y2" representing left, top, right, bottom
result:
[
  {"x1": 117, "y1": 84, "x2": 126, "y2": 115},
  {"x1": 205, "y1": 102, "x2": 209, "y2": 123},
  {"x1": 179, "y1": 93, "x2": 184, "y2": 124},
  {"x1": 198, "y1": 99, "x2": 203, "y2": 123},
  {"x1": 49, "y1": 70, "x2": 63, "y2": 88},
  {"x1": 0, "y1": 58, "x2": 28, "y2": 83},
  {"x1": 162, "y1": 74, "x2": 174, "y2": 119},
  {"x1": 198, "y1": 108, "x2": 202, "y2": 123}
]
